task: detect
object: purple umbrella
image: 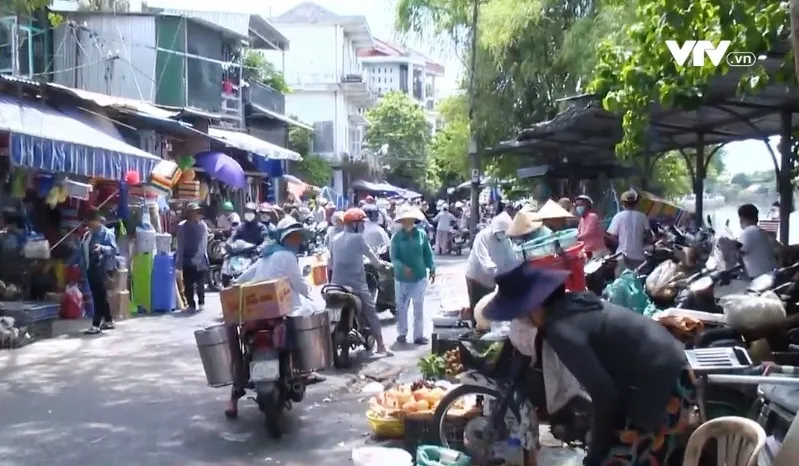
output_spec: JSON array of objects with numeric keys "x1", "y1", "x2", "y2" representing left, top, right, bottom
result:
[{"x1": 194, "y1": 151, "x2": 245, "y2": 189}]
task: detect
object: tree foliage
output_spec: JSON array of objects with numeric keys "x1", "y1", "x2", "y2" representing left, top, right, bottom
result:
[
  {"x1": 429, "y1": 94, "x2": 470, "y2": 185},
  {"x1": 288, "y1": 124, "x2": 332, "y2": 187},
  {"x1": 243, "y1": 50, "x2": 290, "y2": 94},
  {"x1": 363, "y1": 91, "x2": 432, "y2": 188},
  {"x1": 588, "y1": 0, "x2": 790, "y2": 157}
]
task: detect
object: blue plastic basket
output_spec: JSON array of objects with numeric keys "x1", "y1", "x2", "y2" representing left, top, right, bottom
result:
[{"x1": 516, "y1": 228, "x2": 578, "y2": 260}]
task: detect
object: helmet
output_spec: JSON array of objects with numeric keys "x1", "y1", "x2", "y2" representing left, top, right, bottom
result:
[
  {"x1": 275, "y1": 216, "x2": 306, "y2": 243},
  {"x1": 575, "y1": 195, "x2": 593, "y2": 206},
  {"x1": 330, "y1": 211, "x2": 344, "y2": 226},
  {"x1": 244, "y1": 202, "x2": 258, "y2": 212},
  {"x1": 362, "y1": 204, "x2": 380, "y2": 222},
  {"x1": 342, "y1": 208, "x2": 367, "y2": 224},
  {"x1": 258, "y1": 202, "x2": 271, "y2": 212},
  {"x1": 221, "y1": 201, "x2": 234, "y2": 212},
  {"x1": 441, "y1": 204, "x2": 449, "y2": 211}
]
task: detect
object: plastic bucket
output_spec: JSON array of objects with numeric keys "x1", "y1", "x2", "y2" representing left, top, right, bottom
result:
[
  {"x1": 529, "y1": 241, "x2": 587, "y2": 291},
  {"x1": 352, "y1": 446, "x2": 412, "y2": 466}
]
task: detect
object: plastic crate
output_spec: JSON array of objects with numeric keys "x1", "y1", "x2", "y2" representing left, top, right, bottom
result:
[
  {"x1": 516, "y1": 229, "x2": 578, "y2": 260},
  {"x1": 0, "y1": 301, "x2": 60, "y2": 339}
]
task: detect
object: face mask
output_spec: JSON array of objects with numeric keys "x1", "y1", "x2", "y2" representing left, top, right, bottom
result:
[
  {"x1": 575, "y1": 206, "x2": 586, "y2": 216},
  {"x1": 243, "y1": 212, "x2": 256, "y2": 222},
  {"x1": 494, "y1": 231, "x2": 507, "y2": 241},
  {"x1": 283, "y1": 243, "x2": 300, "y2": 253},
  {"x1": 260, "y1": 214, "x2": 270, "y2": 222}
]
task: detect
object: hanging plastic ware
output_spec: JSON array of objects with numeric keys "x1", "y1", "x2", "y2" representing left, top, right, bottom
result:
[
  {"x1": 124, "y1": 170, "x2": 141, "y2": 185},
  {"x1": 178, "y1": 154, "x2": 195, "y2": 171},
  {"x1": 181, "y1": 168, "x2": 196, "y2": 182}
]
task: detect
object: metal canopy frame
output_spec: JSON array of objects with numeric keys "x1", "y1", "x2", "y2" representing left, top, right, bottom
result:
[{"x1": 487, "y1": 44, "x2": 798, "y2": 242}]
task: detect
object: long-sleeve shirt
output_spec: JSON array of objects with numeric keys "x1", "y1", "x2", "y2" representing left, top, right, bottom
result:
[
  {"x1": 577, "y1": 212, "x2": 606, "y2": 254},
  {"x1": 363, "y1": 221, "x2": 390, "y2": 251},
  {"x1": 80, "y1": 226, "x2": 118, "y2": 273},
  {"x1": 236, "y1": 244, "x2": 311, "y2": 312},
  {"x1": 329, "y1": 230, "x2": 381, "y2": 289},
  {"x1": 433, "y1": 211, "x2": 456, "y2": 232},
  {"x1": 175, "y1": 220, "x2": 209, "y2": 270},
  {"x1": 465, "y1": 228, "x2": 522, "y2": 287},
  {"x1": 390, "y1": 227, "x2": 435, "y2": 282}
]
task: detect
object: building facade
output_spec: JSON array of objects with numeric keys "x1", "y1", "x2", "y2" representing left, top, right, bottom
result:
[
  {"x1": 358, "y1": 39, "x2": 444, "y2": 133},
  {"x1": 266, "y1": 2, "x2": 377, "y2": 195}
]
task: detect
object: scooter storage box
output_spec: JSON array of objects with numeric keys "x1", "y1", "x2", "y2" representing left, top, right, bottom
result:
[{"x1": 219, "y1": 278, "x2": 293, "y2": 324}]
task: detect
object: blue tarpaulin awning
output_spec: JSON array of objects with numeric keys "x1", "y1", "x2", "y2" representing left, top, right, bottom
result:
[{"x1": 0, "y1": 95, "x2": 160, "y2": 180}]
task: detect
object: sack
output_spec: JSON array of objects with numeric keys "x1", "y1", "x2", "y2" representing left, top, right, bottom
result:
[
  {"x1": 720, "y1": 292, "x2": 786, "y2": 331},
  {"x1": 23, "y1": 236, "x2": 50, "y2": 259},
  {"x1": 645, "y1": 260, "x2": 680, "y2": 297}
]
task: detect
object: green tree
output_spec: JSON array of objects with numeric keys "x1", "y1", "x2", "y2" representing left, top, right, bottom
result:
[
  {"x1": 588, "y1": 0, "x2": 790, "y2": 157},
  {"x1": 243, "y1": 50, "x2": 290, "y2": 94},
  {"x1": 364, "y1": 91, "x2": 431, "y2": 189},
  {"x1": 287, "y1": 124, "x2": 332, "y2": 187},
  {"x1": 429, "y1": 94, "x2": 470, "y2": 186}
]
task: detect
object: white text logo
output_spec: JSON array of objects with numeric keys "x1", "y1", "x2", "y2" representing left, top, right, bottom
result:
[{"x1": 665, "y1": 40, "x2": 756, "y2": 68}]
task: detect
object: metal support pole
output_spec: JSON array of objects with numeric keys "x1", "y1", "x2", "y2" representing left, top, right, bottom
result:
[
  {"x1": 693, "y1": 135, "x2": 706, "y2": 226},
  {"x1": 467, "y1": 0, "x2": 481, "y2": 237},
  {"x1": 779, "y1": 111, "x2": 793, "y2": 244}
]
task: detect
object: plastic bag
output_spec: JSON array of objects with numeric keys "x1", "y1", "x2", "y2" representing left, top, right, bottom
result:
[
  {"x1": 509, "y1": 318, "x2": 537, "y2": 357},
  {"x1": 602, "y1": 269, "x2": 660, "y2": 316},
  {"x1": 645, "y1": 260, "x2": 680, "y2": 297},
  {"x1": 720, "y1": 291, "x2": 786, "y2": 331}
]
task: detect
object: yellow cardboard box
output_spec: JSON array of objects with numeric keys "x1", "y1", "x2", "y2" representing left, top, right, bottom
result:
[{"x1": 220, "y1": 278, "x2": 292, "y2": 324}]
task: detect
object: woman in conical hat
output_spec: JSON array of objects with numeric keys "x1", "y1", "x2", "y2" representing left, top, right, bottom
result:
[{"x1": 537, "y1": 199, "x2": 575, "y2": 231}]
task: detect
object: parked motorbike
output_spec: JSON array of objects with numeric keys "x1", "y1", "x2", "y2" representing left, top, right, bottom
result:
[
  {"x1": 451, "y1": 228, "x2": 468, "y2": 255},
  {"x1": 365, "y1": 244, "x2": 396, "y2": 315},
  {"x1": 207, "y1": 230, "x2": 229, "y2": 291},
  {"x1": 432, "y1": 339, "x2": 591, "y2": 458},
  {"x1": 672, "y1": 264, "x2": 744, "y2": 313},
  {"x1": 220, "y1": 240, "x2": 259, "y2": 287},
  {"x1": 322, "y1": 284, "x2": 376, "y2": 368},
  {"x1": 584, "y1": 251, "x2": 622, "y2": 294},
  {"x1": 753, "y1": 364, "x2": 799, "y2": 464}
]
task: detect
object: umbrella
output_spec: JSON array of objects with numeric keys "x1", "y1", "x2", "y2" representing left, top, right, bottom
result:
[{"x1": 194, "y1": 151, "x2": 245, "y2": 189}]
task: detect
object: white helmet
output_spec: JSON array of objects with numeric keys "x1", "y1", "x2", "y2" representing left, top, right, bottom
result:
[{"x1": 276, "y1": 216, "x2": 306, "y2": 242}]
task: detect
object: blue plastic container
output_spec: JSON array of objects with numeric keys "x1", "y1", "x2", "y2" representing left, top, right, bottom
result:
[
  {"x1": 150, "y1": 253, "x2": 176, "y2": 312},
  {"x1": 517, "y1": 228, "x2": 578, "y2": 260}
]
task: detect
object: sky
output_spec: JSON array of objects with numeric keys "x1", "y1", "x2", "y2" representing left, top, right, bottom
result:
[{"x1": 147, "y1": 0, "x2": 778, "y2": 176}]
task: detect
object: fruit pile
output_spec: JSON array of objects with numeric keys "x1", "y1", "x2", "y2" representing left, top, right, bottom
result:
[
  {"x1": 444, "y1": 348, "x2": 464, "y2": 376},
  {"x1": 368, "y1": 381, "x2": 454, "y2": 417}
]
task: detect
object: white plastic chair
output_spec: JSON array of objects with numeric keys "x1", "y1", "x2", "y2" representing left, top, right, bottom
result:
[
  {"x1": 771, "y1": 411, "x2": 799, "y2": 466},
  {"x1": 683, "y1": 416, "x2": 766, "y2": 466}
]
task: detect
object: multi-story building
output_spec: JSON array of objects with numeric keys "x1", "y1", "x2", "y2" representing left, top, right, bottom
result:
[
  {"x1": 265, "y1": 2, "x2": 377, "y2": 195},
  {"x1": 358, "y1": 39, "x2": 444, "y2": 133}
]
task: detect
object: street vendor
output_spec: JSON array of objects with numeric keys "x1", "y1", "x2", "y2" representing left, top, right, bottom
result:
[
  {"x1": 537, "y1": 199, "x2": 576, "y2": 232},
  {"x1": 82, "y1": 210, "x2": 118, "y2": 335},
  {"x1": 483, "y1": 262, "x2": 692, "y2": 466},
  {"x1": 464, "y1": 212, "x2": 520, "y2": 312}
]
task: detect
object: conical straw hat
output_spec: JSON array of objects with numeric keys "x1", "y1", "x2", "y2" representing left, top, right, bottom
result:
[
  {"x1": 536, "y1": 199, "x2": 574, "y2": 220},
  {"x1": 394, "y1": 207, "x2": 426, "y2": 222},
  {"x1": 506, "y1": 211, "x2": 544, "y2": 238}
]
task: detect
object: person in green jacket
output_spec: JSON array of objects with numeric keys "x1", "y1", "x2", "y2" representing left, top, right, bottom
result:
[{"x1": 390, "y1": 207, "x2": 436, "y2": 345}]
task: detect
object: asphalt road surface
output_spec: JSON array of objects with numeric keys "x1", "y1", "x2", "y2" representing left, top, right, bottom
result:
[{"x1": 0, "y1": 254, "x2": 583, "y2": 465}]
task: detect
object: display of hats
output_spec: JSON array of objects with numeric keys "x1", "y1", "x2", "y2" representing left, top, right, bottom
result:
[{"x1": 536, "y1": 199, "x2": 574, "y2": 220}]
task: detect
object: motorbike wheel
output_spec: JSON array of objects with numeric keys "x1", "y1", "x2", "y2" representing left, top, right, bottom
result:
[
  {"x1": 207, "y1": 269, "x2": 223, "y2": 292},
  {"x1": 704, "y1": 385, "x2": 753, "y2": 419},
  {"x1": 433, "y1": 384, "x2": 503, "y2": 450},
  {"x1": 256, "y1": 388, "x2": 285, "y2": 439},
  {"x1": 332, "y1": 328, "x2": 350, "y2": 369}
]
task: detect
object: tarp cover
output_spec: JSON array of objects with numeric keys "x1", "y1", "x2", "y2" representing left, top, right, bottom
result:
[
  {"x1": 1, "y1": 95, "x2": 159, "y2": 180},
  {"x1": 208, "y1": 127, "x2": 301, "y2": 162}
]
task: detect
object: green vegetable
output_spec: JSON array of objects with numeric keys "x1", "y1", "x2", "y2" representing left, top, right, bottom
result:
[{"x1": 418, "y1": 354, "x2": 446, "y2": 380}]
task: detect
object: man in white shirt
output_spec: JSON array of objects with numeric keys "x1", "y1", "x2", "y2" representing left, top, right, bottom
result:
[
  {"x1": 465, "y1": 212, "x2": 520, "y2": 312},
  {"x1": 737, "y1": 203, "x2": 778, "y2": 279},
  {"x1": 432, "y1": 204, "x2": 456, "y2": 254},
  {"x1": 312, "y1": 198, "x2": 327, "y2": 223},
  {"x1": 362, "y1": 204, "x2": 391, "y2": 251},
  {"x1": 607, "y1": 190, "x2": 652, "y2": 276}
]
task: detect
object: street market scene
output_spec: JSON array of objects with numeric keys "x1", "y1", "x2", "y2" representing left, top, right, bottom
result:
[{"x1": 2, "y1": 0, "x2": 799, "y2": 465}]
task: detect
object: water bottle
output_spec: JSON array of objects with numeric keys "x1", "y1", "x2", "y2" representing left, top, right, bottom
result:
[{"x1": 503, "y1": 437, "x2": 524, "y2": 466}]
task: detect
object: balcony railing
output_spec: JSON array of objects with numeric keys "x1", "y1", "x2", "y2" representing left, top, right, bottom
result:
[{"x1": 244, "y1": 81, "x2": 286, "y2": 114}]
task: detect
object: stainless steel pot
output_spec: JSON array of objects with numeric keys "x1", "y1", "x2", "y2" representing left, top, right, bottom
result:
[
  {"x1": 287, "y1": 312, "x2": 333, "y2": 372},
  {"x1": 194, "y1": 324, "x2": 234, "y2": 387}
]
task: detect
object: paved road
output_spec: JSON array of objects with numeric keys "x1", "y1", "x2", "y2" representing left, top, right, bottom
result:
[{"x1": 0, "y1": 256, "x2": 473, "y2": 466}]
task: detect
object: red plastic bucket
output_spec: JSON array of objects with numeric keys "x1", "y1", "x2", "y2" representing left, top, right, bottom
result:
[{"x1": 528, "y1": 242, "x2": 587, "y2": 291}]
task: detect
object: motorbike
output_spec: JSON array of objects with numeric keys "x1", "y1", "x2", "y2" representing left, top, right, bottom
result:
[
  {"x1": 584, "y1": 251, "x2": 622, "y2": 294},
  {"x1": 220, "y1": 240, "x2": 259, "y2": 287},
  {"x1": 365, "y1": 244, "x2": 396, "y2": 315},
  {"x1": 451, "y1": 228, "x2": 468, "y2": 255},
  {"x1": 207, "y1": 230, "x2": 229, "y2": 291},
  {"x1": 322, "y1": 283, "x2": 376, "y2": 368},
  {"x1": 432, "y1": 339, "x2": 591, "y2": 459}
]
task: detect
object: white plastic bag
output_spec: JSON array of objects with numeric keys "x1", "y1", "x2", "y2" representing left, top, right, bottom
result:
[
  {"x1": 646, "y1": 260, "x2": 679, "y2": 296},
  {"x1": 509, "y1": 318, "x2": 537, "y2": 357},
  {"x1": 720, "y1": 292, "x2": 786, "y2": 331}
]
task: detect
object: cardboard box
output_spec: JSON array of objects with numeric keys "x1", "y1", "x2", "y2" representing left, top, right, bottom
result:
[
  {"x1": 109, "y1": 291, "x2": 130, "y2": 321},
  {"x1": 106, "y1": 269, "x2": 129, "y2": 293},
  {"x1": 220, "y1": 278, "x2": 292, "y2": 324}
]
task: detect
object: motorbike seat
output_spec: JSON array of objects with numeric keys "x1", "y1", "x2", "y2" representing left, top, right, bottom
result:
[
  {"x1": 321, "y1": 285, "x2": 363, "y2": 312},
  {"x1": 761, "y1": 382, "x2": 799, "y2": 413}
]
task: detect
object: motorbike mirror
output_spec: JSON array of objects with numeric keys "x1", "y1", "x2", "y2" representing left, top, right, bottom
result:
[
  {"x1": 749, "y1": 273, "x2": 775, "y2": 292},
  {"x1": 706, "y1": 214, "x2": 712, "y2": 227},
  {"x1": 689, "y1": 276, "x2": 714, "y2": 293},
  {"x1": 584, "y1": 259, "x2": 603, "y2": 275},
  {"x1": 725, "y1": 219, "x2": 730, "y2": 227},
  {"x1": 302, "y1": 265, "x2": 312, "y2": 277}
]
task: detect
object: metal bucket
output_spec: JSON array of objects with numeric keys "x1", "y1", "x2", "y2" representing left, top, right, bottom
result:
[
  {"x1": 194, "y1": 324, "x2": 234, "y2": 387},
  {"x1": 287, "y1": 312, "x2": 333, "y2": 372}
]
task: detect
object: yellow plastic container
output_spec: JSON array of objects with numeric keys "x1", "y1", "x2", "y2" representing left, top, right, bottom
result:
[{"x1": 366, "y1": 410, "x2": 404, "y2": 438}]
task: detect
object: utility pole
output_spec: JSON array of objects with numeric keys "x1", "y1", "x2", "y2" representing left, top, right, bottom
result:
[{"x1": 467, "y1": 0, "x2": 481, "y2": 237}]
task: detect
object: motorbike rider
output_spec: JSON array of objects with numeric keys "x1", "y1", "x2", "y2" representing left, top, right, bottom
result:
[
  {"x1": 483, "y1": 262, "x2": 692, "y2": 466},
  {"x1": 329, "y1": 208, "x2": 392, "y2": 357},
  {"x1": 224, "y1": 216, "x2": 320, "y2": 419},
  {"x1": 575, "y1": 195, "x2": 609, "y2": 259},
  {"x1": 464, "y1": 212, "x2": 520, "y2": 313},
  {"x1": 258, "y1": 202, "x2": 279, "y2": 239},
  {"x1": 216, "y1": 201, "x2": 241, "y2": 231},
  {"x1": 362, "y1": 204, "x2": 390, "y2": 251},
  {"x1": 432, "y1": 204, "x2": 456, "y2": 254},
  {"x1": 228, "y1": 202, "x2": 271, "y2": 249}
]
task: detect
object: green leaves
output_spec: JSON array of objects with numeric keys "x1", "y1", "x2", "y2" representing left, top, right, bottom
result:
[
  {"x1": 243, "y1": 50, "x2": 290, "y2": 94},
  {"x1": 288, "y1": 124, "x2": 332, "y2": 187},
  {"x1": 364, "y1": 92, "x2": 432, "y2": 188}
]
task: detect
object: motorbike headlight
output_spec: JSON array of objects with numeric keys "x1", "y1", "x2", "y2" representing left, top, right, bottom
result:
[{"x1": 689, "y1": 276, "x2": 714, "y2": 293}]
